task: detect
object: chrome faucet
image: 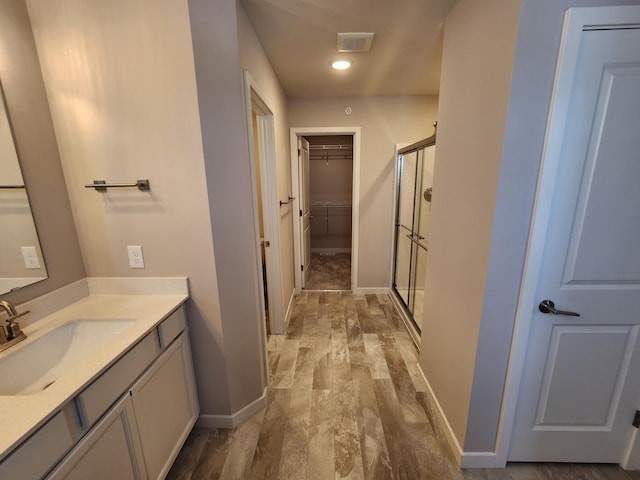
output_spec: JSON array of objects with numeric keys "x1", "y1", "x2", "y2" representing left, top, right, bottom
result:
[{"x1": 0, "y1": 300, "x2": 28, "y2": 352}]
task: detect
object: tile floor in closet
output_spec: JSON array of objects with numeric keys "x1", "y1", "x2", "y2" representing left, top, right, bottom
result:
[
  {"x1": 167, "y1": 292, "x2": 640, "y2": 480},
  {"x1": 304, "y1": 253, "x2": 351, "y2": 291}
]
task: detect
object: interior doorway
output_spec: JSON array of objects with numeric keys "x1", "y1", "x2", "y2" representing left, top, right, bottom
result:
[
  {"x1": 244, "y1": 71, "x2": 285, "y2": 340},
  {"x1": 290, "y1": 127, "x2": 361, "y2": 293},
  {"x1": 304, "y1": 135, "x2": 353, "y2": 290}
]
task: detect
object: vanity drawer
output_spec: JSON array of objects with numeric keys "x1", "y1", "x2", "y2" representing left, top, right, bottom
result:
[
  {"x1": 157, "y1": 307, "x2": 186, "y2": 349},
  {"x1": 0, "y1": 410, "x2": 74, "y2": 480},
  {"x1": 76, "y1": 332, "x2": 160, "y2": 427}
]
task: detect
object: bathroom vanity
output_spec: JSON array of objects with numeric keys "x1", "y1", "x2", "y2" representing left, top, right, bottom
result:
[{"x1": 0, "y1": 278, "x2": 198, "y2": 479}]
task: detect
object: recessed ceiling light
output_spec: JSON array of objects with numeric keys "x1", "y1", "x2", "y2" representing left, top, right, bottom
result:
[{"x1": 331, "y1": 58, "x2": 352, "y2": 70}]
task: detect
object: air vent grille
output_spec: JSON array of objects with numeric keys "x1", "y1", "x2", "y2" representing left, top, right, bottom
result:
[{"x1": 337, "y1": 32, "x2": 375, "y2": 52}]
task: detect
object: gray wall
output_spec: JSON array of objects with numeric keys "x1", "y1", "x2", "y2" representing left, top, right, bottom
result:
[
  {"x1": 236, "y1": 1, "x2": 296, "y2": 332},
  {"x1": 189, "y1": 0, "x2": 266, "y2": 413},
  {"x1": 419, "y1": 0, "x2": 640, "y2": 454},
  {"x1": 418, "y1": 0, "x2": 521, "y2": 447},
  {"x1": 463, "y1": 0, "x2": 640, "y2": 454},
  {"x1": 25, "y1": 0, "x2": 266, "y2": 420}
]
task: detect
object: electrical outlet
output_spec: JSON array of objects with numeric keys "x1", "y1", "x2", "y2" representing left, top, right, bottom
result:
[
  {"x1": 127, "y1": 245, "x2": 145, "y2": 268},
  {"x1": 21, "y1": 246, "x2": 41, "y2": 269}
]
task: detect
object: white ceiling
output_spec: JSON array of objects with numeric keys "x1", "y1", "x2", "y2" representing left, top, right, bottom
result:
[{"x1": 240, "y1": 0, "x2": 458, "y2": 98}]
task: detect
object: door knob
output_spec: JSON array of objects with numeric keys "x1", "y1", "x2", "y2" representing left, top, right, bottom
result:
[{"x1": 538, "y1": 300, "x2": 580, "y2": 317}]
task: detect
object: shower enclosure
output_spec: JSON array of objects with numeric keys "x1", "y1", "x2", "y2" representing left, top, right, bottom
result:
[{"x1": 392, "y1": 135, "x2": 436, "y2": 340}]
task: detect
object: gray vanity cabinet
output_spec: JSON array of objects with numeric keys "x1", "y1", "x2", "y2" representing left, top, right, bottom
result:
[
  {"x1": 46, "y1": 307, "x2": 198, "y2": 480},
  {"x1": 131, "y1": 331, "x2": 198, "y2": 479},
  {"x1": 47, "y1": 394, "x2": 147, "y2": 480}
]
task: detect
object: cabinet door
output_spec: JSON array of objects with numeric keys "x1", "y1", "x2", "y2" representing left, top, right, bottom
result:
[
  {"x1": 47, "y1": 395, "x2": 147, "y2": 480},
  {"x1": 131, "y1": 332, "x2": 199, "y2": 480}
]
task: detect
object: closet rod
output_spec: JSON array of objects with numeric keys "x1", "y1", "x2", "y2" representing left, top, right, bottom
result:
[{"x1": 310, "y1": 155, "x2": 353, "y2": 160}]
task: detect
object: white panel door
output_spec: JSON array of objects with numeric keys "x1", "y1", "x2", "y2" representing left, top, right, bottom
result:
[
  {"x1": 299, "y1": 137, "x2": 311, "y2": 287},
  {"x1": 509, "y1": 26, "x2": 640, "y2": 462}
]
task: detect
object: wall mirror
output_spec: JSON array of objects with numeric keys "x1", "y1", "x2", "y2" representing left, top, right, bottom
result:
[{"x1": 0, "y1": 80, "x2": 48, "y2": 293}]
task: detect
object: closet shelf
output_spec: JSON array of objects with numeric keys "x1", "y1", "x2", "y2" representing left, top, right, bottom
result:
[{"x1": 308, "y1": 144, "x2": 352, "y2": 150}]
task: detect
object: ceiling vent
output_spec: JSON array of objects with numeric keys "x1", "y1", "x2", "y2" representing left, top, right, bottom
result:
[{"x1": 336, "y1": 32, "x2": 375, "y2": 52}]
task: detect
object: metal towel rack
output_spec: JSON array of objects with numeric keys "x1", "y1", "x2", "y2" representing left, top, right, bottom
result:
[
  {"x1": 0, "y1": 185, "x2": 25, "y2": 189},
  {"x1": 85, "y1": 179, "x2": 150, "y2": 192},
  {"x1": 280, "y1": 195, "x2": 295, "y2": 207}
]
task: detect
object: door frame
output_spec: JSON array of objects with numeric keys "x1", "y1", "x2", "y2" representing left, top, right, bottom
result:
[
  {"x1": 289, "y1": 127, "x2": 361, "y2": 292},
  {"x1": 243, "y1": 70, "x2": 285, "y2": 341},
  {"x1": 495, "y1": 6, "x2": 640, "y2": 468}
]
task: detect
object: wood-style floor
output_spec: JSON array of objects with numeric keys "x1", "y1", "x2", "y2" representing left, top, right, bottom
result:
[{"x1": 167, "y1": 292, "x2": 640, "y2": 480}]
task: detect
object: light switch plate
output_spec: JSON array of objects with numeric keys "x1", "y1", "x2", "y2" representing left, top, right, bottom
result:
[
  {"x1": 127, "y1": 245, "x2": 145, "y2": 268},
  {"x1": 21, "y1": 246, "x2": 41, "y2": 269}
]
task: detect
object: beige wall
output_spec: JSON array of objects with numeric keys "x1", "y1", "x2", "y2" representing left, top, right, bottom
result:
[
  {"x1": 0, "y1": 0, "x2": 85, "y2": 306},
  {"x1": 188, "y1": 0, "x2": 266, "y2": 413},
  {"x1": 418, "y1": 0, "x2": 521, "y2": 448},
  {"x1": 288, "y1": 96, "x2": 438, "y2": 289},
  {"x1": 25, "y1": 0, "x2": 242, "y2": 415},
  {"x1": 236, "y1": 2, "x2": 295, "y2": 323}
]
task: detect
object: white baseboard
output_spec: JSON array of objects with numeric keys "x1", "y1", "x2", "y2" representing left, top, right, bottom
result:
[
  {"x1": 352, "y1": 287, "x2": 390, "y2": 295},
  {"x1": 460, "y1": 452, "x2": 502, "y2": 469},
  {"x1": 310, "y1": 248, "x2": 351, "y2": 254},
  {"x1": 417, "y1": 364, "x2": 464, "y2": 466},
  {"x1": 196, "y1": 386, "x2": 268, "y2": 429},
  {"x1": 284, "y1": 288, "x2": 295, "y2": 332},
  {"x1": 416, "y1": 364, "x2": 504, "y2": 469}
]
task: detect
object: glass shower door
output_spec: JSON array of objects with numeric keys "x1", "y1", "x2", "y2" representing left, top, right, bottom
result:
[
  {"x1": 394, "y1": 150, "x2": 419, "y2": 306},
  {"x1": 392, "y1": 136, "x2": 436, "y2": 334}
]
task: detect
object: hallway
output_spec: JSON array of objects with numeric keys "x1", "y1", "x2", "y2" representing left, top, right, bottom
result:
[{"x1": 167, "y1": 293, "x2": 640, "y2": 479}]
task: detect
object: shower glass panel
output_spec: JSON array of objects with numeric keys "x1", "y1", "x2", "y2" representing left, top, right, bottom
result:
[
  {"x1": 394, "y1": 150, "x2": 419, "y2": 306},
  {"x1": 392, "y1": 135, "x2": 436, "y2": 335}
]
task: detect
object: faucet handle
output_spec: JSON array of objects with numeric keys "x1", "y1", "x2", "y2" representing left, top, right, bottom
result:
[
  {"x1": 6, "y1": 321, "x2": 23, "y2": 340},
  {"x1": 4, "y1": 309, "x2": 30, "y2": 323}
]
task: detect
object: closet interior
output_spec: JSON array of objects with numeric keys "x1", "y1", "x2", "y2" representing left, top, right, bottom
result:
[{"x1": 304, "y1": 135, "x2": 353, "y2": 290}]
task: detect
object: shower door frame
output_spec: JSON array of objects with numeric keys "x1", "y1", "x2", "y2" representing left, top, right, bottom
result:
[{"x1": 391, "y1": 135, "x2": 436, "y2": 344}]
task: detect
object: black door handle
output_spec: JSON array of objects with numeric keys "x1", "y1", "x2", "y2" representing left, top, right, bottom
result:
[{"x1": 538, "y1": 300, "x2": 580, "y2": 317}]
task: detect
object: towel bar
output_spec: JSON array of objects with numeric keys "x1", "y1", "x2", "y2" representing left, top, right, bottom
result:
[
  {"x1": 85, "y1": 180, "x2": 150, "y2": 192},
  {"x1": 279, "y1": 195, "x2": 296, "y2": 206}
]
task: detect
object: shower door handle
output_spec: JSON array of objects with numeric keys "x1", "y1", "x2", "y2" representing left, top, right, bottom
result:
[{"x1": 405, "y1": 234, "x2": 428, "y2": 252}]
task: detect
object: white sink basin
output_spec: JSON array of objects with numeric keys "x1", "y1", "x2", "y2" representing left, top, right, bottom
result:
[{"x1": 0, "y1": 319, "x2": 135, "y2": 395}]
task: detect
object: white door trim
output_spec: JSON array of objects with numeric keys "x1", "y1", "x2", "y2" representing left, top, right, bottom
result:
[
  {"x1": 495, "y1": 6, "x2": 640, "y2": 468},
  {"x1": 243, "y1": 70, "x2": 284, "y2": 348},
  {"x1": 289, "y1": 127, "x2": 361, "y2": 292}
]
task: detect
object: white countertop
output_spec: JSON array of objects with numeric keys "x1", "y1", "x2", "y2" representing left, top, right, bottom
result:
[{"x1": 0, "y1": 278, "x2": 189, "y2": 461}]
